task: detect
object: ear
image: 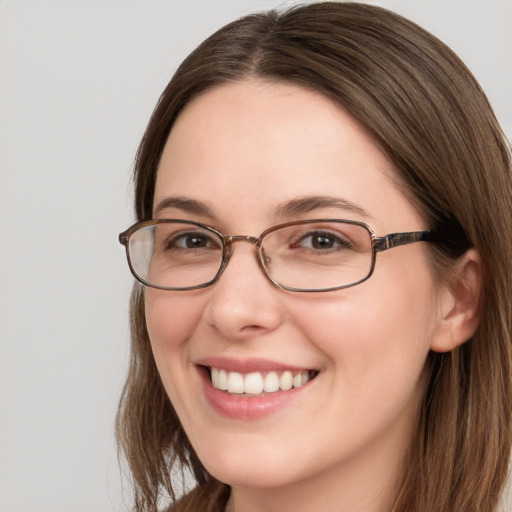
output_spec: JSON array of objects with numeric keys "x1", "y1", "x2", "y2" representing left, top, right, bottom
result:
[{"x1": 430, "y1": 249, "x2": 483, "y2": 353}]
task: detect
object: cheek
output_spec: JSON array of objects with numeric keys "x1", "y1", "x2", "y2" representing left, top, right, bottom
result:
[
  {"x1": 144, "y1": 290, "x2": 209, "y2": 396},
  {"x1": 290, "y1": 265, "x2": 437, "y2": 396},
  {"x1": 144, "y1": 289, "x2": 208, "y2": 416},
  {"x1": 145, "y1": 289, "x2": 205, "y2": 351}
]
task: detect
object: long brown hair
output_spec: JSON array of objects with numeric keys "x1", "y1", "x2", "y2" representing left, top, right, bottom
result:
[{"x1": 116, "y1": 3, "x2": 512, "y2": 511}]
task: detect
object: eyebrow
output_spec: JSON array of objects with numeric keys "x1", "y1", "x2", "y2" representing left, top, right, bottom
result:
[
  {"x1": 274, "y1": 196, "x2": 371, "y2": 219},
  {"x1": 153, "y1": 194, "x2": 370, "y2": 221},
  {"x1": 153, "y1": 196, "x2": 215, "y2": 217}
]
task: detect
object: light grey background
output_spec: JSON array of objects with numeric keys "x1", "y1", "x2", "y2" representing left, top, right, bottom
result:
[{"x1": 1, "y1": 1, "x2": 510, "y2": 511}]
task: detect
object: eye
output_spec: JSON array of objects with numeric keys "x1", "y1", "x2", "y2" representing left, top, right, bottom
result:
[
  {"x1": 294, "y1": 231, "x2": 353, "y2": 251},
  {"x1": 166, "y1": 231, "x2": 221, "y2": 250}
]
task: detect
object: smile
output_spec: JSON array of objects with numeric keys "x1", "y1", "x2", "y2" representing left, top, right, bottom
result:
[{"x1": 209, "y1": 367, "x2": 317, "y2": 396}]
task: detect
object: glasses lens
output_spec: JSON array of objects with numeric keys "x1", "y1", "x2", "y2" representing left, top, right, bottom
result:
[
  {"x1": 261, "y1": 221, "x2": 373, "y2": 290},
  {"x1": 128, "y1": 222, "x2": 224, "y2": 289}
]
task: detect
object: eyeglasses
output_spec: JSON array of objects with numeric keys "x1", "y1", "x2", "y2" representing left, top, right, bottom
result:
[{"x1": 119, "y1": 219, "x2": 433, "y2": 292}]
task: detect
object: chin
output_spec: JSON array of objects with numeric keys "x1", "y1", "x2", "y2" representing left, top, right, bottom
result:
[
  {"x1": 195, "y1": 440, "x2": 315, "y2": 491},
  {"x1": 209, "y1": 464, "x2": 298, "y2": 490}
]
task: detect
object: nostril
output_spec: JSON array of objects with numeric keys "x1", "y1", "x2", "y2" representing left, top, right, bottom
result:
[{"x1": 240, "y1": 324, "x2": 266, "y2": 333}]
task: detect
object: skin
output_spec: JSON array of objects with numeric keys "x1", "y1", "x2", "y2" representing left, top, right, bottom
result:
[{"x1": 145, "y1": 80, "x2": 475, "y2": 512}]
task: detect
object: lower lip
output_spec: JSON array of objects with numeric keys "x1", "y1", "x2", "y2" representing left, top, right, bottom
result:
[{"x1": 199, "y1": 367, "x2": 313, "y2": 420}]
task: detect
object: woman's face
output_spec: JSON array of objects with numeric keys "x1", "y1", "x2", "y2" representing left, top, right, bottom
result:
[{"x1": 146, "y1": 80, "x2": 442, "y2": 495}]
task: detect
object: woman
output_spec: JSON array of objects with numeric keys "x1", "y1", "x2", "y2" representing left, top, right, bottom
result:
[{"x1": 117, "y1": 2, "x2": 512, "y2": 511}]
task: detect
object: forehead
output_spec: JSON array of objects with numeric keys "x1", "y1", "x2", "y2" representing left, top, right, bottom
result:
[{"x1": 154, "y1": 80, "x2": 423, "y2": 232}]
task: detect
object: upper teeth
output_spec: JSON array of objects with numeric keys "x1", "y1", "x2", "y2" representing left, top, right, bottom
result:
[{"x1": 210, "y1": 368, "x2": 312, "y2": 395}]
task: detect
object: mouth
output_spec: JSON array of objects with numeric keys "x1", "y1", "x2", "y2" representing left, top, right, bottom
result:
[{"x1": 204, "y1": 366, "x2": 319, "y2": 396}]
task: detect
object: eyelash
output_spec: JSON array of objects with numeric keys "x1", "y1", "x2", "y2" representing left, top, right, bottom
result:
[
  {"x1": 291, "y1": 231, "x2": 354, "y2": 251},
  {"x1": 165, "y1": 232, "x2": 219, "y2": 250}
]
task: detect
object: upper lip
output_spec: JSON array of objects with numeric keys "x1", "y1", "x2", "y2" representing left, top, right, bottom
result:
[{"x1": 194, "y1": 356, "x2": 315, "y2": 373}]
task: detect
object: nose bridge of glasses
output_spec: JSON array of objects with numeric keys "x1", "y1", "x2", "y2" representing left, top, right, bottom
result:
[
  {"x1": 220, "y1": 234, "x2": 266, "y2": 273},
  {"x1": 225, "y1": 235, "x2": 261, "y2": 247}
]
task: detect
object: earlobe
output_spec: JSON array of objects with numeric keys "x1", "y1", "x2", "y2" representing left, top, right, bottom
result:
[{"x1": 430, "y1": 249, "x2": 483, "y2": 353}]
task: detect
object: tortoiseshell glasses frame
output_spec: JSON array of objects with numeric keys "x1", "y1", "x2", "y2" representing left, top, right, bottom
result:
[{"x1": 119, "y1": 218, "x2": 433, "y2": 293}]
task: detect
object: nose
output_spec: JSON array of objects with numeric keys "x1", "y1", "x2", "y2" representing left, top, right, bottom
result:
[{"x1": 202, "y1": 240, "x2": 284, "y2": 340}]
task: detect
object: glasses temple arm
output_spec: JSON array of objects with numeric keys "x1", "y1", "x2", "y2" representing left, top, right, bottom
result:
[{"x1": 374, "y1": 230, "x2": 432, "y2": 252}]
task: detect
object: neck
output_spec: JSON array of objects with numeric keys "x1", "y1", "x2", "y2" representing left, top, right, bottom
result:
[{"x1": 226, "y1": 439, "x2": 405, "y2": 512}]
